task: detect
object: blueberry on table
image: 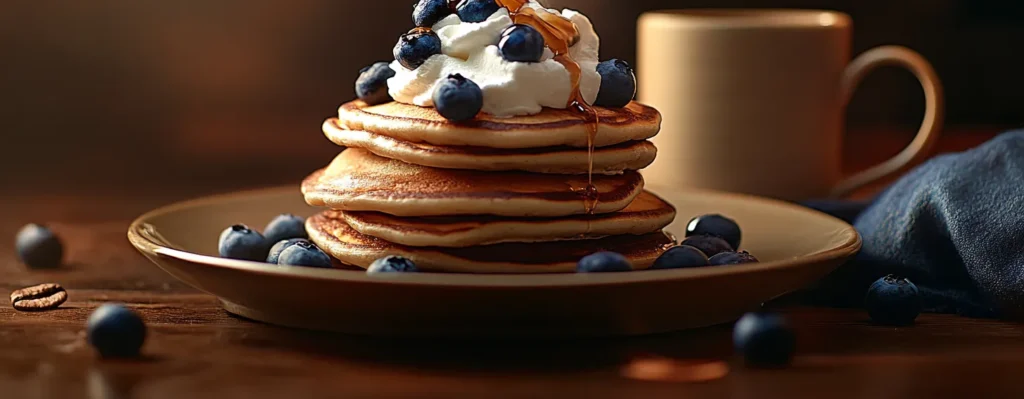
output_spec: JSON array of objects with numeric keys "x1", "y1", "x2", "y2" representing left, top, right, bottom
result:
[
  {"x1": 864, "y1": 275, "x2": 921, "y2": 326},
  {"x1": 355, "y1": 62, "x2": 396, "y2": 105},
  {"x1": 264, "y1": 214, "x2": 308, "y2": 244},
  {"x1": 15, "y1": 223, "x2": 63, "y2": 269},
  {"x1": 708, "y1": 251, "x2": 759, "y2": 266},
  {"x1": 456, "y1": 0, "x2": 500, "y2": 23},
  {"x1": 277, "y1": 240, "x2": 333, "y2": 268},
  {"x1": 679, "y1": 235, "x2": 733, "y2": 258},
  {"x1": 733, "y1": 312, "x2": 795, "y2": 367},
  {"x1": 686, "y1": 214, "x2": 742, "y2": 249},
  {"x1": 594, "y1": 59, "x2": 637, "y2": 108},
  {"x1": 267, "y1": 238, "x2": 305, "y2": 264},
  {"x1": 499, "y1": 24, "x2": 545, "y2": 63},
  {"x1": 218, "y1": 224, "x2": 269, "y2": 261},
  {"x1": 368, "y1": 255, "x2": 420, "y2": 273},
  {"x1": 577, "y1": 251, "x2": 633, "y2": 273},
  {"x1": 394, "y1": 28, "x2": 442, "y2": 70},
  {"x1": 87, "y1": 304, "x2": 147, "y2": 358},
  {"x1": 433, "y1": 73, "x2": 484, "y2": 122},
  {"x1": 414, "y1": 0, "x2": 453, "y2": 27},
  {"x1": 650, "y1": 245, "x2": 709, "y2": 270}
]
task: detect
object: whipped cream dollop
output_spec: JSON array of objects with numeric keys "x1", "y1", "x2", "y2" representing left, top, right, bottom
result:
[{"x1": 387, "y1": 1, "x2": 601, "y2": 118}]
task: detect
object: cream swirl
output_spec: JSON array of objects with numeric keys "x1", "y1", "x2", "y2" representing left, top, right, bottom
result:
[{"x1": 387, "y1": 2, "x2": 601, "y2": 118}]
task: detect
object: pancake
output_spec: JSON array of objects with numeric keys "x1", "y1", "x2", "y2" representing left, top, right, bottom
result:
[
  {"x1": 307, "y1": 211, "x2": 676, "y2": 273},
  {"x1": 336, "y1": 100, "x2": 662, "y2": 149},
  {"x1": 340, "y1": 191, "x2": 676, "y2": 247},
  {"x1": 323, "y1": 118, "x2": 657, "y2": 174},
  {"x1": 302, "y1": 148, "x2": 645, "y2": 217}
]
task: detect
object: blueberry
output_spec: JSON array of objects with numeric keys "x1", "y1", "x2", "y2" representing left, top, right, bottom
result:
[
  {"x1": 394, "y1": 28, "x2": 442, "y2": 70},
  {"x1": 577, "y1": 251, "x2": 632, "y2": 273},
  {"x1": 433, "y1": 73, "x2": 484, "y2": 122},
  {"x1": 413, "y1": 0, "x2": 452, "y2": 27},
  {"x1": 708, "y1": 251, "x2": 759, "y2": 265},
  {"x1": 15, "y1": 223, "x2": 63, "y2": 269},
  {"x1": 355, "y1": 62, "x2": 396, "y2": 105},
  {"x1": 87, "y1": 304, "x2": 146, "y2": 358},
  {"x1": 686, "y1": 214, "x2": 742, "y2": 249},
  {"x1": 368, "y1": 255, "x2": 420, "y2": 273},
  {"x1": 679, "y1": 235, "x2": 733, "y2": 258},
  {"x1": 498, "y1": 24, "x2": 545, "y2": 63},
  {"x1": 267, "y1": 238, "x2": 305, "y2": 264},
  {"x1": 864, "y1": 274, "x2": 921, "y2": 326},
  {"x1": 733, "y1": 312, "x2": 795, "y2": 367},
  {"x1": 650, "y1": 245, "x2": 709, "y2": 270},
  {"x1": 264, "y1": 214, "x2": 308, "y2": 244},
  {"x1": 277, "y1": 240, "x2": 333, "y2": 268},
  {"x1": 218, "y1": 224, "x2": 269, "y2": 261},
  {"x1": 456, "y1": 0, "x2": 500, "y2": 23},
  {"x1": 594, "y1": 59, "x2": 637, "y2": 108}
]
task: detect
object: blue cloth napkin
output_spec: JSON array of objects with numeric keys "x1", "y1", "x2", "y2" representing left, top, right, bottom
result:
[{"x1": 802, "y1": 131, "x2": 1024, "y2": 319}]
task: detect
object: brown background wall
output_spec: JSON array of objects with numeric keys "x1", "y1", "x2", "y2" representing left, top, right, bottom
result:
[{"x1": 1, "y1": 0, "x2": 1021, "y2": 192}]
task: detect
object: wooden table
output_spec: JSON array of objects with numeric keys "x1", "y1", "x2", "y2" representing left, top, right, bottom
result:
[{"x1": 2, "y1": 128, "x2": 1021, "y2": 398}]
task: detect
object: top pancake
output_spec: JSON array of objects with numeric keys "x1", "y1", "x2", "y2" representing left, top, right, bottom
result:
[
  {"x1": 302, "y1": 148, "x2": 644, "y2": 217},
  {"x1": 337, "y1": 100, "x2": 662, "y2": 149}
]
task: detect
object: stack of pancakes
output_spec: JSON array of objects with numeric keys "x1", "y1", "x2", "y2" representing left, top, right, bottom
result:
[{"x1": 301, "y1": 100, "x2": 677, "y2": 273}]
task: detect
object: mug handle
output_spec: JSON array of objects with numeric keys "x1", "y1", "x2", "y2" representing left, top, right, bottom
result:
[{"x1": 829, "y1": 45, "x2": 945, "y2": 198}]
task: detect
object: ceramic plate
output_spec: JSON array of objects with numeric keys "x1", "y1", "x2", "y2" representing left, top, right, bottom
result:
[{"x1": 128, "y1": 185, "x2": 859, "y2": 337}]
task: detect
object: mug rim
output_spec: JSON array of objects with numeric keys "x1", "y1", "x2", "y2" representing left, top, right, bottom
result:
[{"x1": 640, "y1": 9, "x2": 851, "y2": 29}]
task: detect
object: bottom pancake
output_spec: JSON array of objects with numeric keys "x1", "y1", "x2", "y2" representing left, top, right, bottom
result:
[
  {"x1": 339, "y1": 191, "x2": 676, "y2": 247},
  {"x1": 307, "y1": 211, "x2": 676, "y2": 274}
]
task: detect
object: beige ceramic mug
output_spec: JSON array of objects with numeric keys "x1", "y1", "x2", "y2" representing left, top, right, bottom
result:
[{"x1": 637, "y1": 9, "x2": 944, "y2": 200}]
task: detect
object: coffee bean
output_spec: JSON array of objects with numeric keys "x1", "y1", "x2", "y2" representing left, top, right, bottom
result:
[{"x1": 10, "y1": 283, "x2": 68, "y2": 312}]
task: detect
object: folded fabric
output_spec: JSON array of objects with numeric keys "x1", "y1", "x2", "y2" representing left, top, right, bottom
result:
[{"x1": 803, "y1": 131, "x2": 1024, "y2": 319}]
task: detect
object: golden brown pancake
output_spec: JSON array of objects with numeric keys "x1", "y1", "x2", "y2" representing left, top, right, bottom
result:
[
  {"x1": 323, "y1": 118, "x2": 657, "y2": 174},
  {"x1": 336, "y1": 100, "x2": 662, "y2": 149},
  {"x1": 307, "y1": 210, "x2": 676, "y2": 273},
  {"x1": 340, "y1": 191, "x2": 676, "y2": 247},
  {"x1": 302, "y1": 148, "x2": 645, "y2": 217}
]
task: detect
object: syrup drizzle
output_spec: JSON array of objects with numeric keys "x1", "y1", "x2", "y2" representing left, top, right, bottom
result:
[{"x1": 493, "y1": 0, "x2": 601, "y2": 214}]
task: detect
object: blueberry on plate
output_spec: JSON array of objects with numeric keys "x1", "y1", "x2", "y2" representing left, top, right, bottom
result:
[
  {"x1": 708, "y1": 251, "x2": 759, "y2": 266},
  {"x1": 733, "y1": 312, "x2": 795, "y2": 367},
  {"x1": 15, "y1": 223, "x2": 63, "y2": 269},
  {"x1": 456, "y1": 0, "x2": 500, "y2": 23},
  {"x1": 394, "y1": 28, "x2": 442, "y2": 70},
  {"x1": 264, "y1": 214, "x2": 307, "y2": 244},
  {"x1": 864, "y1": 274, "x2": 921, "y2": 326},
  {"x1": 679, "y1": 235, "x2": 733, "y2": 258},
  {"x1": 499, "y1": 24, "x2": 545, "y2": 63},
  {"x1": 368, "y1": 255, "x2": 420, "y2": 273},
  {"x1": 267, "y1": 238, "x2": 305, "y2": 264},
  {"x1": 355, "y1": 62, "x2": 396, "y2": 105},
  {"x1": 577, "y1": 251, "x2": 632, "y2": 273},
  {"x1": 218, "y1": 224, "x2": 269, "y2": 261},
  {"x1": 594, "y1": 59, "x2": 637, "y2": 108},
  {"x1": 686, "y1": 214, "x2": 742, "y2": 249},
  {"x1": 277, "y1": 240, "x2": 333, "y2": 268},
  {"x1": 433, "y1": 73, "x2": 484, "y2": 122},
  {"x1": 650, "y1": 245, "x2": 709, "y2": 270},
  {"x1": 87, "y1": 303, "x2": 147, "y2": 358},
  {"x1": 413, "y1": 0, "x2": 453, "y2": 27}
]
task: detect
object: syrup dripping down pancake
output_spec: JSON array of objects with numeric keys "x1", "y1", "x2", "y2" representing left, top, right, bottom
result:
[
  {"x1": 340, "y1": 191, "x2": 676, "y2": 247},
  {"x1": 306, "y1": 210, "x2": 676, "y2": 273},
  {"x1": 323, "y1": 118, "x2": 657, "y2": 174},
  {"x1": 336, "y1": 100, "x2": 661, "y2": 149},
  {"x1": 302, "y1": 148, "x2": 644, "y2": 217}
]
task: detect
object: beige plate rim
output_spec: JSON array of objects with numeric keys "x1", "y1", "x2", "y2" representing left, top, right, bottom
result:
[{"x1": 127, "y1": 185, "x2": 861, "y2": 288}]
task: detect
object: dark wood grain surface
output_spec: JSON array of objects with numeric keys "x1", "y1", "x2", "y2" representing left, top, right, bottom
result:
[{"x1": 1, "y1": 128, "x2": 1021, "y2": 398}]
